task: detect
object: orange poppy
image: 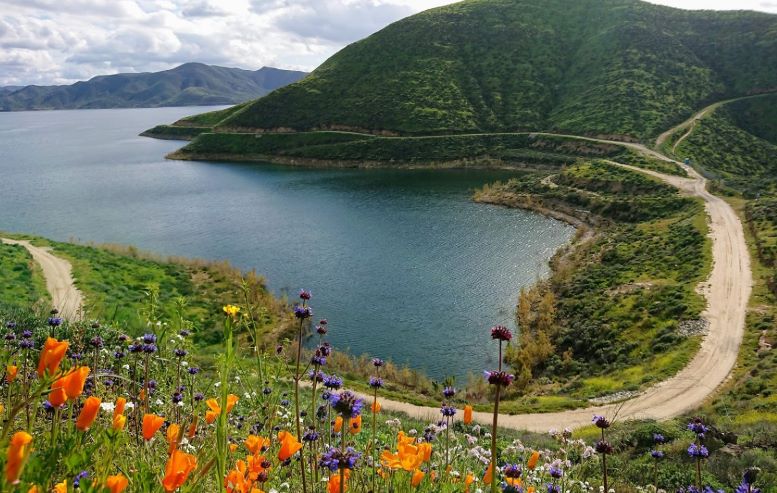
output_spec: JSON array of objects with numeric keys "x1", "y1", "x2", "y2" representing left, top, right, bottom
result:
[
  {"x1": 463, "y1": 405, "x2": 473, "y2": 425},
  {"x1": 112, "y1": 397, "x2": 127, "y2": 430},
  {"x1": 76, "y1": 396, "x2": 101, "y2": 431},
  {"x1": 53, "y1": 481, "x2": 67, "y2": 493},
  {"x1": 349, "y1": 415, "x2": 362, "y2": 435},
  {"x1": 411, "y1": 469, "x2": 425, "y2": 487},
  {"x1": 167, "y1": 424, "x2": 181, "y2": 454},
  {"x1": 527, "y1": 450, "x2": 540, "y2": 470},
  {"x1": 333, "y1": 416, "x2": 343, "y2": 433},
  {"x1": 246, "y1": 454, "x2": 267, "y2": 481},
  {"x1": 418, "y1": 442, "x2": 432, "y2": 462},
  {"x1": 143, "y1": 413, "x2": 165, "y2": 441},
  {"x1": 48, "y1": 377, "x2": 68, "y2": 407},
  {"x1": 465, "y1": 472, "x2": 475, "y2": 492},
  {"x1": 187, "y1": 416, "x2": 198, "y2": 438},
  {"x1": 277, "y1": 431, "x2": 302, "y2": 461},
  {"x1": 483, "y1": 463, "x2": 493, "y2": 485},
  {"x1": 6, "y1": 364, "x2": 18, "y2": 383},
  {"x1": 327, "y1": 470, "x2": 350, "y2": 493},
  {"x1": 63, "y1": 366, "x2": 90, "y2": 400},
  {"x1": 245, "y1": 435, "x2": 269, "y2": 455},
  {"x1": 26, "y1": 487, "x2": 39, "y2": 493},
  {"x1": 5, "y1": 431, "x2": 32, "y2": 483},
  {"x1": 37, "y1": 337, "x2": 68, "y2": 377},
  {"x1": 371, "y1": 400, "x2": 381, "y2": 413},
  {"x1": 161, "y1": 450, "x2": 197, "y2": 492},
  {"x1": 106, "y1": 474, "x2": 129, "y2": 493}
]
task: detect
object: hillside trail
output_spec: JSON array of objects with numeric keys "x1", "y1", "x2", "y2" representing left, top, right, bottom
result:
[
  {"x1": 6, "y1": 107, "x2": 752, "y2": 431},
  {"x1": 337, "y1": 131, "x2": 752, "y2": 432},
  {"x1": 1, "y1": 238, "x2": 83, "y2": 320}
]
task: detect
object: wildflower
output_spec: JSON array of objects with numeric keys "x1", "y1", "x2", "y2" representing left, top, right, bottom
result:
[
  {"x1": 167, "y1": 423, "x2": 181, "y2": 453},
  {"x1": 19, "y1": 339, "x2": 34, "y2": 350},
  {"x1": 592, "y1": 415, "x2": 610, "y2": 429},
  {"x1": 441, "y1": 404, "x2": 456, "y2": 417},
  {"x1": 6, "y1": 364, "x2": 18, "y2": 383},
  {"x1": 320, "y1": 446, "x2": 361, "y2": 471},
  {"x1": 162, "y1": 450, "x2": 197, "y2": 492},
  {"x1": 73, "y1": 471, "x2": 89, "y2": 488},
  {"x1": 37, "y1": 337, "x2": 69, "y2": 376},
  {"x1": 737, "y1": 468, "x2": 762, "y2": 493},
  {"x1": 651, "y1": 450, "x2": 665, "y2": 459},
  {"x1": 688, "y1": 418, "x2": 709, "y2": 437},
  {"x1": 334, "y1": 416, "x2": 343, "y2": 433},
  {"x1": 369, "y1": 376, "x2": 383, "y2": 389},
  {"x1": 595, "y1": 440, "x2": 614, "y2": 454},
  {"x1": 527, "y1": 451, "x2": 540, "y2": 470},
  {"x1": 293, "y1": 304, "x2": 312, "y2": 319},
  {"x1": 48, "y1": 317, "x2": 63, "y2": 327},
  {"x1": 5, "y1": 431, "x2": 32, "y2": 483},
  {"x1": 464, "y1": 405, "x2": 473, "y2": 425},
  {"x1": 245, "y1": 435, "x2": 269, "y2": 456},
  {"x1": 143, "y1": 413, "x2": 165, "y2": 440},
  {"x1": 327, "y1": 470, "x2": 350, "y2": 493},
  {"x1": 350, "y1": 414, "x2": 362, "y2": 434},
  {"x1": 323, "y1": 374, "x2": 343, "y2": 390},
  {"x1": 142, "y1": 333, "x2": 157, "y2": 344},
  {"x1": 484, "y1": 370, "x2": 514, "y2": 387},
  {"x1": 412, "y1": 469, "x2": 425, "y2": 487},
  {"x1": 105, "y1": 474, "x2": 129, "y2": 493},
  {"x1": 63, "y1": 366, "x2": 90, "y2": 399},
  {"x1": 549, "y1": 465, "x2": 563, "y2": 479},
  {"x1": 76, "y1": 396, "x2": 101, "y2": 430},
  {"x1": 329, "y1": 390, "x2": 364, "y2": 418},
  {"x1": 90, "y1": 336, "x2": 104, "y2": 349},
  {"x1": 371, "y1": 400, "x2": 382, "y2": 413},
  {"x1": 316, "y1": 322, "x2": 328, "y2": 335},
  {"x1": 53, "y1": 482, "x2": 66, "y2": 493},
  {"x1": 113, "y1": 397, "x2": 127, "y2": 430},
  {"x1": 372, "y1": 358, "x2": 384, "y2": 368},
  {"x1": 223, "y1": 305, "x2": 241, "y2": 318},
  {"x1": 277, "y1": 430, "x2": 302, "y2": 461},
  {"x1": 491, "y1": 325, "x2": 512, "y2": 341},
  {"x1": 299, "y1": 289, "x2": 311, "y2": 300},
  {"x1": 188, "y1": 367, "x2": 200, "y2": 375},
  {"x1": 443, "y1": 386, "x2": 456, "y2": 398},
  {"x1": 653, "y1": 433, "x2": 667, "y2": 444},
  {"x1": 504, "y1": 464, "x2": 522, "y2": 479},
  {"x1": 303, "y1": 428, "x2": 320, "y2": 442},
  {"x1": 687, "y1": 443, "x2": 709, "y2": 458},
  {"x1": 174, "y1": 348, "x2": 187, "y2": 357},
  {"x1": 311, "y1": 354, "x2": 327, "y2": 366}
]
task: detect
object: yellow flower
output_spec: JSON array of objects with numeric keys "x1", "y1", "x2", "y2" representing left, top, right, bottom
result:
[{"x1": 223, "y1": 305, "x2": 241, "y2": 318}]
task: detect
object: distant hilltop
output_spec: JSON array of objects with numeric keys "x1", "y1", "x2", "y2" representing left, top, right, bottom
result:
[{"x1": 0, "y1": 63, "x2": 307, "y2": 111}]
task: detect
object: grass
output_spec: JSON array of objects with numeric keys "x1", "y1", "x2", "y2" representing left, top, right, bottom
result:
[{"x1": 0, "y1": 242, "x2": 48, "y2": 307}]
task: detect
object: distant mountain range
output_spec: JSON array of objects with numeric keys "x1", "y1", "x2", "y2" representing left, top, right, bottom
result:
[{"x1": 0, "y1": 63, "x2": 307, "y2": 111}]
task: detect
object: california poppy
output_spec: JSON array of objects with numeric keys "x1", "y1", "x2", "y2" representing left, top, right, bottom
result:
[
  {"x1": 143, "y1": 413, "x2": 165, "y2": 441},
  {"x1": 371, "y1": 400, "x2": 381, "y2": 413},
  {"x1": 245, "y1": 435, "x2": 269, "y2": 455},
  {"x1": 76, "y1": 396, "x2": 101, "y2": 431},
  {"x1": 37, "y1": 337, "x2": 68, "y2": 377},
  {"x1": 463, "y1": 405, "x2": 473, "y2": 425},
  {"x1": 167, "y1": 423, "x2": 181, "y2": 454},
  {"x1": 527, "y1": 450, "x2": 540, "y2": 470},
  {"x1": 464, "y1": 472, "x2": 475, "y2": 492},
  {"x1": 112, "y1": 397, "x2": 127, "y2": 430},
  {"x1": 327, "y1": 470, "x2": 350, "y2": 493},
  {"x1": 6, "y1": 364, "x2": 18, "y2": 383},
  {"x1": 5, "y1": 431, "x2": 32, "y2": 483},
  {"x1": 187, "y1": 416, "x2": 198, "y2": 438},
  {"x1": 105, "y1": 474, "x2": 129, "y2": 493},
  {"x1": 161, "y1": 450, "x2": 197, "y2": 492},
  {"x1": 48, "y1": 377, "x2": 68, "y2": 407},
  {"x1": 63, "y1": 366, "x2": 90, "y2": 400},
  {"x1": 205, "y1": 399, "x2": 220, "y2": 424},
  {"x1": 483, "y1": 463, "x2": 493, "y2": 485},
  {"x1": 277, "y1": 430, "x2": 302, "y2": 461},
  {"x1": 349, "y1": 414, "x2": 362, "y2": 435},
  {"x1": 411, "y1": 469, "x2": 425, "y2": 487},
  {"x1": 333, "y1": 416, "x2": 343, "y2": 433},
  {"x1": 418, "y1": 442, "x2": 432, "y2": 463},
  {"x1": 53, "y1": 481, "x2": 67, "y2": 493}
]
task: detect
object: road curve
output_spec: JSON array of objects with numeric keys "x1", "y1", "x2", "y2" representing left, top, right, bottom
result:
[
  {"x1": 347, "y1": 137, "x2": 751, "y2": 432},
  {"x1": 1, "y1": 238, "x2": 83, "y2": 320}
]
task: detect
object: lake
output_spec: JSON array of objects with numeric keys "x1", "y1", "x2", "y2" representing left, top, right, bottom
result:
[{"x1": 0, "y1": 107, "x2": 574, "y2": 379}]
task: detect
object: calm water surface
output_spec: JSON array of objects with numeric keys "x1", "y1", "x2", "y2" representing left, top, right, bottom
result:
[{"x1": 0, "y1": 107, "x2": 574, "y2": 379}]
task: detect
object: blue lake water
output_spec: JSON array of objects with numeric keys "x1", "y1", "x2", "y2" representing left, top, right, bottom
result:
[{"x1": 0, "y1": 107, "x2": 574, "y2": 379}]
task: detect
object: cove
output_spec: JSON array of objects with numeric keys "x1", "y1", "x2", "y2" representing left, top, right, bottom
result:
[{"x1": 0, "y1": 107, "x2": 575, "y2": 379}]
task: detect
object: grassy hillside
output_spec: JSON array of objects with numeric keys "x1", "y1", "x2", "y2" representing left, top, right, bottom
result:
[
  {"x1": 0, "y1": 242, "x2": 48, "y2": 307},
  {"x1": 196, "y1": 0, "x2": 775, "y2": 143},
  {"x1": 0, "y1": 64, "x2": 307, "y2": 111}
]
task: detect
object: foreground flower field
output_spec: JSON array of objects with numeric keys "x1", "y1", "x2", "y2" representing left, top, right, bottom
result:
[{"x1": 0, "y1": 290, "x2": 770, "y2": 492}]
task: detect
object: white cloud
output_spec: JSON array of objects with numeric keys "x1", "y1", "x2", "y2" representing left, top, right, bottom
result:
[{"x1": 0, "y1": 0, "x2": 774, "y2": 86}]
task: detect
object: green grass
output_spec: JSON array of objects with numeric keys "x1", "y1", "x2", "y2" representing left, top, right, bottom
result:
[{"x1": 0, "y1": 242, "x2": 49, "y2": 307}]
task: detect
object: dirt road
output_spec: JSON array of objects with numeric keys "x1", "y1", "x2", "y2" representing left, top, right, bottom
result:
[{"x1": 1, "y1": 238, "x2": 83, "y2": 320}]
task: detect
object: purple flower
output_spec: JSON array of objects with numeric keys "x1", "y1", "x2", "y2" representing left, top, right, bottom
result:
[
  {"x1": 172, "y1": 392, "x2": 183, "y2": 404},
  {"x1": 73, "y1": 470, "x2": 89, "y2": 488},
  {"x1": 440, "y1": 404, "x2": 456, "y2": 417},
  {"x1": 688, "y1": 443, "x2": 709, "y2": 458},
  {"x1": 592, "y1": 415, "x2": 611, "y2": 429},
  {"x1": 549, "y1": 466, "x2": 563, "y2": 479},
  {"x1": 4, "y1": 333, "x2": 15, "y2": 341},
  {"x1": 323, "y1": 374, "x2": 343, "y2": 390},
  {"x1": 318, "y1": 343, "x2": 332, "y2": 357},
  {"x1": 372, "y1": 358, "x2": 384, "y2": 368},
  {"x1": 316, "y1": 324, "x2": 328, "y2": 335},
  {"x1": 142, "y1": 333, "x2": 157, "y2": 344},
  {"x1": 545, "y1": 484, "x2": 561, "y2": 493},
  {"x1": 21, "y1": 330, "x2": 31, "y2": 338},
  {"x1": 319, "y1": 446, "x2": 360, "y2": 471},
  {"x1": 5, "y1": 322, "x2": 16, "y2": 329},
  {"x1": 90, "y1": 336, "x2": 104, "y2": 349},
  {"x1": 328, "y1": 390, "x2": 364, "y2": 418},
  {"x1": 491, "y1": 325, "x2": 512, "y2": 342},
  {"x1": 688, "y1": 418, "x2": 709, "y2": 437},
  {"x1": 194, "y1": 392, "x2": 204, "y2": 402},
  {"x1": 595, "y1": 440, "x2": 613, "y2": 454},
  {"x1": 179, "y1": 329, "x2": 191, "y2": 337},
  {"x1": 311, "y1": 355, "x2": 326, "y2": 366},
  {"x1": 19, "y1": 339, "x2": 34, "y2": 350},
  {"x1": 503, "y1": 464, "x2": 522, "y2": 479},
  {"x1": 442, "y1": 386, "x2": 456, "y2": 398},
  {"x1": 651, "y1": 450, "x2": 665, "y2": 459},
  {"x1": 188, "y1": 367, "x2": 200, "y2": 375},
  {"x1": 309, "y1": 370, "x2": 325, "y2": 382},
  {"x1": 653, "y1": 433, "x2": 666, "y2": 444},
  {"x1": 303, "y1": 428, "x2": 320, "y2": 442},
  {"x1": 128, "y1": 344, "x2": 142, "y2": 353},
  {"x1": 174, "y1": 348, "x2": 188, "y2": 357},
  {"x1": 298, "y1": 289, "x2": 311, "y2": 300},
  {"x1": 47, "y1": 317, "x2": 63, "y2": 327},
  {"x1": 142, "y1": 343, "x2": 158, "y2": 354},
  {"x1": 484, "y1": 370, "x2": 514, "y2": 387},
  {"x1": 369, "y1": 377, "x2": 383, "y2": 389},
  {"x1": 293, "y1": 304, "x2": 312, "y2": 319},
  {"x1": 114, "y1": 350, "x2": 126, "y2": 359}
]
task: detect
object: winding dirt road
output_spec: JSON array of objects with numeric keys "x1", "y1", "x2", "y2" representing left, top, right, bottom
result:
[
  {"x1": 7, "y1": 112, "x2": 752, "y2": 431},
  {"x1": 1, "y1": 238, "x2": 83, "y2": 320}
]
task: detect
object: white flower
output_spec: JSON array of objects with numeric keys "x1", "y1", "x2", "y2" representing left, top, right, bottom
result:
[
  {"x1": 122, "y1": 364, "x2": 130, "y2": 370},
  {"x1": 100, "y1": 402, "x2": 115, "y2": 413},
  {"x1": 244, "y1": 393, "x2": 251, "y2": 399},
  {"x1": 181, "y1": 361, "x2": 188, "y2": 367},
  {"x1": 408, "y1": 429, "x2": 417, "y2": 436},
  {"x1": 125, "y1": 402, "x2": 135, "y2": 410},
  {"x1": 214, "y1": 381, "x2": 221, "y2": 388},
  {"x1": 155, "y1": 398, "x2": 164, "y2": 406}
]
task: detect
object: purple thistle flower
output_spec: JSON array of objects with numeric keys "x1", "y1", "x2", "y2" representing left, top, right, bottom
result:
[
  {"x1": 491, "y1": 325, "x2": 512, "y2": 342},
  {"x1": 21, "y1": 329, "x2": 31, "y2": 338},
  {"x1": 142, "y1": 333, "x2": 157, "y2": 344},
  {"x1": 442, "y1": 386, "x2": 456, "y2": 398},
  {"x1": 299, "y1": 289, "x2": 311, "y2": 300},
  {"x1": 188, "y1": 367, "x2": 200, "y2": 375},
  {"x1": 319, "y1": 446, "x2": 360, "y2": 471},
  {"x1": 369, "y1": 377, "x2": 383, "y2": 389},
  {"x1": 440, "y1": 404, "x2": 456, "y2": 417},
  {"x1": 653, "y1": 433, "x2": 666, "y2": 444},
  {"x1": 114, "y1": 350, "x2": 126, "y2": 359},
  {"x1": 316, "y1": 324, "x2": 328, "y2": 335},
  {"x1": 503, "y1": 464, "x2": 522, "y2": 479},
  {"x1": 309, "y1": 370, "x2": 325, "y2": 382},
  {"x1": 328, "y1": 390, "x2": 364, "y2": 418},
  {"x1": 549, "y1": 465, "x2": 563, "y2": 479},
  {"x1": 19, "y1": 339, "x2": 34, "y2": 350},
  {"x1": 595, "y1": 440, "x2": 613, "y2": 454},
  {"x1": 323, "y1": 374, "x2": 343, "y2": 390},
  {"x1": 372, "y1": 358, "x2": 384, "y2": 368},
  {"x1": 592, "y1": 415, "x2": 611, "y2": 429},
  {"x1": 687, "y1": 443, "x2": 709, "y2": 458},
  {"x1": 687, "y1": 418, "x2": 709, "y2": 437},
  {"x1": 142, "y1": 343, "x2": 158, "y2": 354},
  {"x1": 484, "y1": 370, "x2": 514, "y2": 387},
  {"x1": 128, "y1": 343, "x2": 142, "y2": 353},
  {"x1": 651, "y1": 450, "x2": 665, "y2": 459},
  {"x1": 90, "y1": 336, "x2": 104, "y2": 349},
  {"x1": 47, "y1": 317, "x2": 63, "y2": 327},
  {"x1": 172, "y1": 392, "x2": 183, "y2": 404},
  {"x1": 293, "y1": 304, "x2": 312, "y2": 319},
  {"x1": 318, "y1": 343, "x2": 332, "y2": 357},
  {"x1": 311, "y1": 354, "x2": 326, "y2": 366},
  {"x1": 174, "y1": 348, "x2": 188, "y2": 357},
  {"x1": 303, "y1": 428, "x2": 320, "y2": 442}
]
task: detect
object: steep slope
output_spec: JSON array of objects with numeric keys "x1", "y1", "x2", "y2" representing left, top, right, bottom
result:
[
  {"x1": 0, "y1": 63, "x2": 307, "y2": 111},
  {"x1": 209, "y1": 0, "x2": 776, "y2": 141}
]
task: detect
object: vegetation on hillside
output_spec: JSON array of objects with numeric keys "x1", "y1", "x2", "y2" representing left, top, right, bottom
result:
[
  {"x1": 475, "y1": 161, "x2": 710, "y2": 400},
  {"x1": 0, "y1": 243, "x2": 48, "y2": 307}
]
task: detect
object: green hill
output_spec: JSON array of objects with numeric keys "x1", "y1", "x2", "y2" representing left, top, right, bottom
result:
[
  {"x1": 0, "y1": 63, "x2": 307, "y2": 111},
  {"x1": 197, "y1": 0, "x2": 775, "y2": 142}
]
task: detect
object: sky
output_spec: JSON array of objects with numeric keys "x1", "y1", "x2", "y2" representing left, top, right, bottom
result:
[{"x1": 0, "y1": 0, "x2": 775, "y2": 86}]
